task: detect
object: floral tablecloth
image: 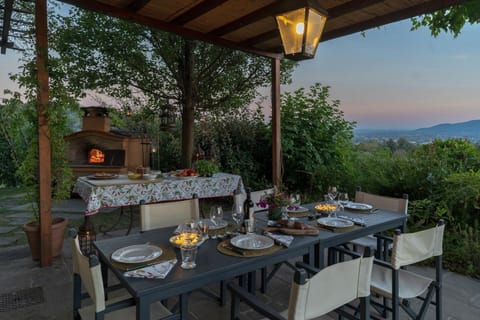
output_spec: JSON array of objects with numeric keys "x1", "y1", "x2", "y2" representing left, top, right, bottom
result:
[{"x1": 73, "y1": 173, "x2": 245, "y2": 215}]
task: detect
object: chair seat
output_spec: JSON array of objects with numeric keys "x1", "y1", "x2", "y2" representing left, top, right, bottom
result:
[
  {"x1": 371, "y1": 264, "x2": 433, "y2": 300},
  {"x1": 350, "y1": 234, "x2": 379, "y2": 249},
  {"x1": 259, "y1": 309, "x2": 288, "y2": 320},
  {"x1": 78, "y1": 295, "x2": 172, "y2": 319}
]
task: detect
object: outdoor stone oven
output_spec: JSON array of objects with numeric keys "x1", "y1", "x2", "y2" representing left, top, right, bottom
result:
[{"x1": 64, "y1": 106, "x2": 148, "y2": 177}]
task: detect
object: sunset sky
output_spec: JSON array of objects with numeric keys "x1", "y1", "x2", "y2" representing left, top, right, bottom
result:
[{"x1": 1, "y1": 17, "x2": 479, "y2": 130}]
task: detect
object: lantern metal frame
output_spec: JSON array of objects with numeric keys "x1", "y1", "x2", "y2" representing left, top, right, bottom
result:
[{"x1": 275, "y1": 0, "x2": 328, "y2": 61}]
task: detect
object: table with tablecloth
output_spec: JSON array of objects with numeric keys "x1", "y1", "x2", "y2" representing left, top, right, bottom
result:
[{"x1": 73, "y1": 172, "x2": 245, "y2": 215}]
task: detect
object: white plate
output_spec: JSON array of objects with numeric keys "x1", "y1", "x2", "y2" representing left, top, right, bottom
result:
[
  {"x1": 230, "y1": 234, "x2": 274, "y2": 250},
  {"x1": 344, "y1": 202, "x2": 373, "y2": 211},
  {"x1": 317, "y1": 217, "x2": 354, "y2": 228},
  {"x1": 286, "y1": 205, "x2": 309, "y2": 213},
  {"x1": 111, "y1": 244, "x2": 162, "y2": 264}
]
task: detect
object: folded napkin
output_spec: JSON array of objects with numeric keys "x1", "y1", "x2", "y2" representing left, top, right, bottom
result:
[
  {"x1": 124, "y1": 259, "x2": 177, "y2": 279},
  {"x1": 264, "y1": 232, "x2": 294, "y2": 247}
]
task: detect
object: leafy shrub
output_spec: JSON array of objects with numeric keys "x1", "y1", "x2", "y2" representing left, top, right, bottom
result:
[{"x1": 280, "y1": 83, "x2": 355, "y2": 197}]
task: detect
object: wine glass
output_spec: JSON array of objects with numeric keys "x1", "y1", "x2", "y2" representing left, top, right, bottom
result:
[
  {"x1": 327, "y1": 186, "x2": 338, "y2": 202},
  {"x1": 209, "y1": 206, "x2": 223, "y2": 238},
  {"x1": 290, "y1": 193, "x2": 301, "y2": 207},
  {"x1": 338, "y1": 193, "x2": 349, "y2": 206},
  {"x1": 231, "y1": 203, "x2": 244, "y2": 234}
]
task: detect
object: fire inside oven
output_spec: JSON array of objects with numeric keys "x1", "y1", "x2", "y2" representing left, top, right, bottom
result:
[{"x1": 88, "y1": 148, "x2": 105, "y2": 164}]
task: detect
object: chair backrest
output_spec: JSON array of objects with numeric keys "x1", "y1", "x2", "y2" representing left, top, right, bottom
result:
[
  {"x1": 391, "y1": 222, "x2": 445, "y2": 269},
  {"x1": 140, "y1": 197, "x2": 200, "y2": 231},
  {"x1": 71, "y1": 231, "x2": 106, "y2": 313},
  {"x1": 287, "y1": 256, "x2": 373, "y2": 320},
  {"x1": 355, "y1": 191, "x2": 408, "y2": 214}
]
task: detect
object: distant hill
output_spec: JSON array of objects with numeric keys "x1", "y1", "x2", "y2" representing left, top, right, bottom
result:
[
  {"x1": 354, "y1": 119, "x2": 480, "y2": 143},
  {"x1": 414, "y1": 120, "x2": 480, "y2": 137}
]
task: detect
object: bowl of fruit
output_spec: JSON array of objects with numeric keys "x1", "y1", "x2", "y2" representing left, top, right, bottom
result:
[{"x1": 174, "y1": 168, "x2": 199, "y2": 179}]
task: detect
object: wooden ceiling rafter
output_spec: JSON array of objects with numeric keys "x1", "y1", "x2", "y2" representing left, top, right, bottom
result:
[
  {"x1": 322, "y1": 0, "x2": 467, "y2": 41},
  {"x1": 124, "y1": 0, "x2": 152, "y2": 12},
  {"x1": 60, "y1": 0, "x2": 282, "y2": 59},
  {"x1": 237, "y1": 0, "x2": 466, "y2": 50},
  {"x1": 1, "y1": 0, "x2": 15, "y2": 54},
  {"x1": 170, "y1": 0, "x2": 230, "y2": 26},
  {"x1": 209, "y1": 0, "x2": 300, "y2": 36}
]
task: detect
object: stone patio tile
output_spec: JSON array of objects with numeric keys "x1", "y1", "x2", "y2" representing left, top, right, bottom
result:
[
  {"x1": 0, "y1": 236, "x2": 18, "y2": 246},
  {"x1": 0, "y1": 226, "x2": 16, "y2": 234}
]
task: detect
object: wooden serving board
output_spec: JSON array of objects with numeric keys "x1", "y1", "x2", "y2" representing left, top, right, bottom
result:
[{"x1": 262, "y1": 226, "x2": 319, "y2": 236}]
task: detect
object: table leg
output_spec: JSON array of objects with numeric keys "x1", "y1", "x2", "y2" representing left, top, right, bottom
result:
[{"x1": 136, "y1": 297, "x2": 150, "y2": 320}]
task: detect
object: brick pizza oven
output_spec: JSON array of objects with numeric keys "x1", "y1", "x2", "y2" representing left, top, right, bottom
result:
[{"x1": 64, "y1": 106, "x2": 148, "y2": 177}]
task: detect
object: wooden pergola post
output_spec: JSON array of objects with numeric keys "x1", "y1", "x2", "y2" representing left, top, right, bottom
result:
[
  {"x1": 271, "y1": 57, "x2": 281, "y2": 189},
  {"x1": 35, "y1": 0, "x2": 52, "y2": 266}
]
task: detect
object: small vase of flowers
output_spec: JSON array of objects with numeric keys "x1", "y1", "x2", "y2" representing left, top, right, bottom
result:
[{"x1": 257, "y1": 189, "x2": 291, "y2": 220}]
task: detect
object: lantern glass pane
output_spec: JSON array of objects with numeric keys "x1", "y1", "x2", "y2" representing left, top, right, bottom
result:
[
  {"x1": 305, "y1": 8, "x2": 327, "y2": 55},
  {"x1": 276, "y1": 8, "x2": 306, "y2": 55}
]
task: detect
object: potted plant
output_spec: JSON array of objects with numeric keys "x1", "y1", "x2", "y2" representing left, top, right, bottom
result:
[
  {"x1": 193, "y1": 159, "x2": 220, "y2": 177},
  {"x1": 16, "y1": 99, "x2": 76, "y2": 260},
  {"x1": 256, "y1": 188, "x2": 292, "y2": 220}
]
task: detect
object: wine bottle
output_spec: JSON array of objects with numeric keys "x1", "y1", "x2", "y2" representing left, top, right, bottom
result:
[{"x1": 243, "y1": 188, "x2": 254, "y2": 223}]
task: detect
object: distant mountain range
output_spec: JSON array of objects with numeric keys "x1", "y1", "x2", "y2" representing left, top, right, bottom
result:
[{"x1": 354, "y1": 120, "x2": 480, "y2": 143}]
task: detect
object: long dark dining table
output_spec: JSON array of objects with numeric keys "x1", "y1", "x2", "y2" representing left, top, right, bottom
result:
[{"x1": 93, "y1": 204, "x2": 407, "y2": 320}]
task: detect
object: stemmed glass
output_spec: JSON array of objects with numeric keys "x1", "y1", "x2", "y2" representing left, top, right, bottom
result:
[
  {"x1": 209, "y1": 206, "x2": 223, "y2": 238},
  {"x1": 290, "y1": 193, "x2": 301, "y2": 207},
  {"x1": 327, "y1": 186, "x2": 338, "y2": 202},
  {"x1": 231, "y1": 204, "x2": 244, "y2": 234},
  {"x1": 338, "y1": 193, "x2": 349, "y2": 206}
]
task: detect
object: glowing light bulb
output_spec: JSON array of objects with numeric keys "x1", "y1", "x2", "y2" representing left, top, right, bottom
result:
[{"x1": 295, "y1": 22, "x2": 305, "y2": 35}]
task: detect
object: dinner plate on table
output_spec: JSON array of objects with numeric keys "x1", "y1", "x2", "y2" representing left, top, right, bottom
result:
[
  {"x1": 286, "y1": 205, "x2": 309, "y2": 213},
  {"x1": 230, "y1": 234, "x2": 274, "y2": 250},
  {"x1": 111, "y1": 244, "x2": 162, "y2": 264},
  {"x1": 317, "y1": 217, "x2": 354, "y2": 228},
  {"x1": 344, "y1": 202, "x2": 373, "y2": 211}
]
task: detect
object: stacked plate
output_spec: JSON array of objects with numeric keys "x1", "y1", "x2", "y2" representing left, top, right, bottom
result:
[
  {"x1": 230, "y1": 234, "x2": 274, "y2": 250},
  {"x1": 111, "y1": 244, "x2": 163, "y2": 264}
]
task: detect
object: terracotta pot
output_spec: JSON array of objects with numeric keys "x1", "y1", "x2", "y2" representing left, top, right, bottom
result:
[
  {"x1": 22, "y1": 217, "x2": 68, "y2": 261},
  {"x1": 268, "y1": 207, "x2": 282, "y2": 220}
]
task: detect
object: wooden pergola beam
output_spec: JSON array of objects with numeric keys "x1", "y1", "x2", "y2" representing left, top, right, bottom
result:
[
  {"x1": 322, "y1": 0, "x2": 466, "y2": 41},
  {"x1": 271, "y1": 58, "x2": 281, "y2": 189},
  {"x1": 35, "y1": 0, "x2": 52, "y2": 267}
]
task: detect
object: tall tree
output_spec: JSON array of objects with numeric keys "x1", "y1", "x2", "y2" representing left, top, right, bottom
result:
[{"x1": 49, "y1": 8, "x2": 296, "y2": 167}]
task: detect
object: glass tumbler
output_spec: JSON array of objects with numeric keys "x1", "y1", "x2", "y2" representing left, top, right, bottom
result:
[{"x1": 180, "y1": 244, "x2": 198, "y2": 269}]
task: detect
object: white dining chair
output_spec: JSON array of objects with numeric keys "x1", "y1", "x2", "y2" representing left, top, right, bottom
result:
[
  {"x1": 229, "y1": 254, "x2": 374, "y2": 320},
  {"x1": 71, "y1": 229, "x2": 172, "y2": 320},
  {"x1": 370, "y1": 220, "x2": 445, "y2": 320},
  {"x1": 348, "y1": 189, "x2": 408, "y2": 259},
  {"x1": 140, "y1": 195, "x2": 200, "y2": 231}
]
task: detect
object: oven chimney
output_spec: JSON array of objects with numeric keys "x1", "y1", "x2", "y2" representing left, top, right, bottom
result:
[{"x1": 82, "y1": 106, "x2": 111, "y2": 132}]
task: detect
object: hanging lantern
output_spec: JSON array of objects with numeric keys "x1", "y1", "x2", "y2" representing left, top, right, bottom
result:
[
  {"x1": 159, "y1": 104, "x2": 176, "y2": 131},
  {"x1": 78, "y1": 217, "x2": 96, "y2": 256},
  {"x1": 276, "y1": 1, "x2": 327, "y2": 60}
]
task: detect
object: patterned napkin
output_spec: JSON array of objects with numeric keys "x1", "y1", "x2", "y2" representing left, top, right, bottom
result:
[
  {"x1": 264, "y1": 232, "x2": 294, "y2": 247},
  {"x1": 124, "y1": 259, "x2": 177, "y2": 279}
]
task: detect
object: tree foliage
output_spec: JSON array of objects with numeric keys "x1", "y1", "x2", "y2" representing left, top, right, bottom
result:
[
  {"x1": 49, "y1": 7, "x2": 296, "y2": 167},
  {"x1": 411, "y1": 0, "x2": 480, "y2": 37},
  {"x1": 280, "y1": 83, "x2": 356, "y2": 197}
]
